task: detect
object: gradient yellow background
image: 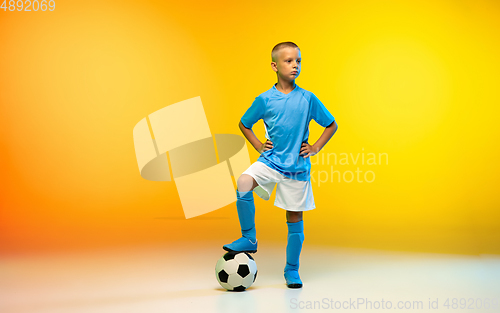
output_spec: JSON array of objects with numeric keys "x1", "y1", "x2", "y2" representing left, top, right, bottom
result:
[{"x1": 1, "y1": 0, "x2": 499, "y2": 256}]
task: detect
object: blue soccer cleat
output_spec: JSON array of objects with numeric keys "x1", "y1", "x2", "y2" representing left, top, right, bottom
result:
[
  {"x1": 284, "y1": 270, "x2": 303, "y2": 288},
  {"x1": 223, "y1": 237, "x2": 258, "y2": 253}
]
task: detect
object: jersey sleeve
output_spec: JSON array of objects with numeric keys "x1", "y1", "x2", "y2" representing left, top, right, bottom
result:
[
  {"x1": 241, "y1": 96, "x2": 265, "y2": 128},
  {"x1": 310, "y1": 93, "x2": 335, "y2": 127}
]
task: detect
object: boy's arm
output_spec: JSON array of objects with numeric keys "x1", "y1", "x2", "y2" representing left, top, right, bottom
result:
[
  {"x1": 300, "y1": 120, "x2": 338, "y2": 158},
  {"x1": 239, "y1": 120, "x2": 273, "y2": 154}
]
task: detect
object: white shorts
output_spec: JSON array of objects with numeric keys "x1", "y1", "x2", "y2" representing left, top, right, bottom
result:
[{"x1": 240, "y1": 161, "x2": 315, "y2": 212}]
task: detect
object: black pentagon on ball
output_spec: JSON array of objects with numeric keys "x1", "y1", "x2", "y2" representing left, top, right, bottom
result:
[
  {"x1": 237, "y1": 264, "x2": 250, "y2": 278},
  {"x1": 223, "y1": 251, "x2": 238, "y2": 261},
  {"x1": 253, "y1": 270, "x2": 258, "y2": 282},
  {"x1": 218, "y1": 270, "x2": 229, "y2": 283},
  {"x1": 232, "y1": 285, "x2": 246, "y2": 292}
]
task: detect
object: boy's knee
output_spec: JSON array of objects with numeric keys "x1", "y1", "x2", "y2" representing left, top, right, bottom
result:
[
  {"x1": 286, "y1": 211, "x2": 303, "y2": 223},
  {"x1": 237, "y1": 174, "x2": 257, "y2": 192}
]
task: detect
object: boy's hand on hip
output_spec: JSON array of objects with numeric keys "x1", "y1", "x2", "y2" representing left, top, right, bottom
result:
[
  {"x1": 258, "y1": 140, "x2": 273, "y2": 154},
  {"x1": 300, "y1": 143, "x2": 319, "y2": 158}
]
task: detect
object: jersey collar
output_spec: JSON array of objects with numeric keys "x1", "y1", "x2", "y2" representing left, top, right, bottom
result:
[{"x1": 273, "y1": 83, "x2": 299, "y2": 97}]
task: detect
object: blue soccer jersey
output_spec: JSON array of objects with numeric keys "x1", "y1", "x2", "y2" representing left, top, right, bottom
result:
[{"x1": 241, "y1": 83, "x2": 335, "y2": 181}]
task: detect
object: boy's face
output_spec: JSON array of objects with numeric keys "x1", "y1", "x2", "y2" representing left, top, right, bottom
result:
[{"x1": 272, "y1": 47, "x2": 301, "y2": 82}]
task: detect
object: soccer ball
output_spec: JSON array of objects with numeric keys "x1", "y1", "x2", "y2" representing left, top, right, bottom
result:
[{"x1": 215, "y1": 251, "x2": 258, "y2": 291}]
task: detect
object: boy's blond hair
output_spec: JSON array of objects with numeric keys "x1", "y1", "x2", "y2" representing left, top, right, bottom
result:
[{"x1": 272, "y1": 42, "x2": 300, "y2": 62}]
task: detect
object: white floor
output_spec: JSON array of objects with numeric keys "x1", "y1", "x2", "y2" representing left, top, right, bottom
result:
[{"x1": 1, "y1": 241, "x2": 499, "y2": 313}]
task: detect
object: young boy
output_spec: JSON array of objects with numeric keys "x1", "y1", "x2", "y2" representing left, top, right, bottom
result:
[{"x1": 223, "y1": 41, "x2": 338, "y2": 288}]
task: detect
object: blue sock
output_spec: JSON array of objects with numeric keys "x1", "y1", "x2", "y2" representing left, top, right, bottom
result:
[
  {"x1": 285, "y1": 220, "x2": 304, "y2": 272},
  {"x1": 236, "y1": 190, "x2": 256, "y2": 242}
]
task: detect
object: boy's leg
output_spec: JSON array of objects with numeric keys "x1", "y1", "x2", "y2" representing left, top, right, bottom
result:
[
  {"x1": 222, "y1": 174, "x2": 259, "y2": 253},
  {"x1": 284, "y1": 210, "x2": 304, "y2": 288}
]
